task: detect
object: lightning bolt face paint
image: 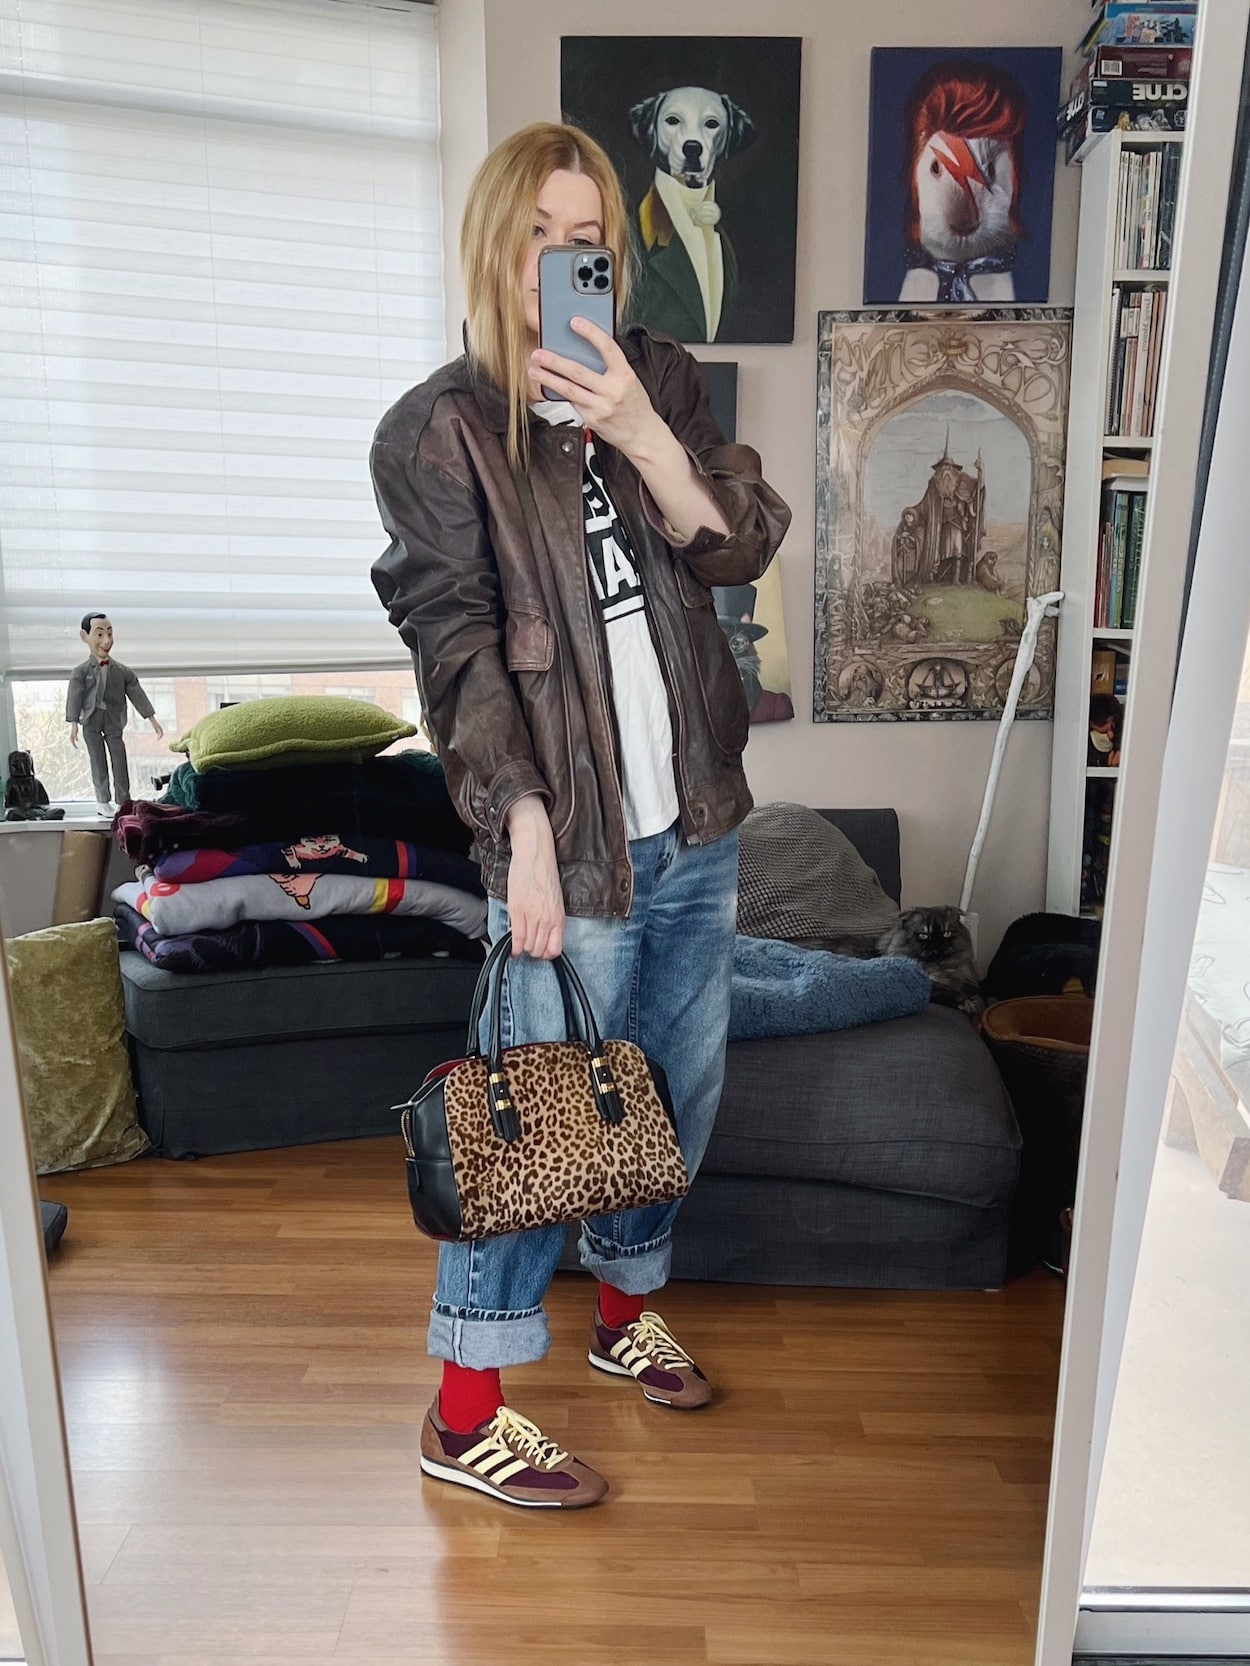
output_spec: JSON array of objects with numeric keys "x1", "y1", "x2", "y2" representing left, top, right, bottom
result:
[{"x1": 930, "y1": 133, "x2": 989, "y2": 200}]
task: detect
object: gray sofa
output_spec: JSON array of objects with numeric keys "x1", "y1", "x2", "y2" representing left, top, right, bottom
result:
[{"x1": 118, "y1": 809, "x2": 1021, "y2": 1290}]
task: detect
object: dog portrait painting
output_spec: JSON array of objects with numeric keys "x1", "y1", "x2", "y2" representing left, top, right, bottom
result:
[
  {"x1": 561, "y1": 36, "x2": 801, "y2": 343},
  {"x1": 864, "y1": 48, "x2": 1062, "y2": 305}
]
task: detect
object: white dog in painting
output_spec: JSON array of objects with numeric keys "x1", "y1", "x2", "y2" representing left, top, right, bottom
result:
[{"x1": 629, "y1": 85, "x2": 755, "y2": 342}]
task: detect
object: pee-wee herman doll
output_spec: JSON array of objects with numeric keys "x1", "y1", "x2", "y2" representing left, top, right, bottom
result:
[{"x1": 65, "y1": 612, "x2": 165, "y2": 808}]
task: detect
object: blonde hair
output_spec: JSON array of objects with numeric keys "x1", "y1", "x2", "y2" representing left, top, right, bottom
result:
[{"x1": 461, "y1": 122, "x2": 635, "y2": 471}]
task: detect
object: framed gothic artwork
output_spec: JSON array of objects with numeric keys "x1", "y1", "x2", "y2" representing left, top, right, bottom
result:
[{"x1": 813, "y1": 307, "x2": 1071, "y2": 723}]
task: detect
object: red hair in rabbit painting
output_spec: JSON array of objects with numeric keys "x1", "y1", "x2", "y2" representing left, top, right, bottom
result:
[{"x1": 904, "y1": 63, "x2": 1028, "y2": 250}]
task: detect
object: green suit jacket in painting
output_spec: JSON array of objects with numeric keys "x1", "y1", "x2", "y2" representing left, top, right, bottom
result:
[{"x1": 630, "y1": 187, "x2": 741, "y2": 345}]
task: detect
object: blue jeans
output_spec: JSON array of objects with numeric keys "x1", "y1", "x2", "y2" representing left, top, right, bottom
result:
[{"x1": 428, "y1": 817, "x2": 739, "y2": 1369}]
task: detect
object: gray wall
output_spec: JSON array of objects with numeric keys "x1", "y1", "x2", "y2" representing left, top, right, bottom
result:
[{"x1": 446, "y1": 0, "x2": 1090, "y2": 962}]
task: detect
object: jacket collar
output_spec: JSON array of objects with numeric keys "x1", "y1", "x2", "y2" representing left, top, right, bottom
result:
[{"x1": 461, "y1": 318, "x2": 645, "y2": 435}]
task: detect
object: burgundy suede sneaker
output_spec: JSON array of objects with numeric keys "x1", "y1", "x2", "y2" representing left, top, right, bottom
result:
[
  {"x1": 588, "y1": 1309, "x2": 712, "y2": 1409},
  {"x1": 419, "y1": 1403, "x2": 608, "y2": 1509}
]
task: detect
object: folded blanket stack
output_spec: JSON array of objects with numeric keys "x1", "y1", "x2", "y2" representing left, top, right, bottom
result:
[{"x1": 112, "y1": 751, "x2": 488, "y2": 973}]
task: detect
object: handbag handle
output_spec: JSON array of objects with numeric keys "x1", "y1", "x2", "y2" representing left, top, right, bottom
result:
[
  {"x1": 467, "y1": 931, "x2": 625, "y2": 1142},
  {"x1": 464, "y1": 932, "x2": 581, "y2": 1057}
]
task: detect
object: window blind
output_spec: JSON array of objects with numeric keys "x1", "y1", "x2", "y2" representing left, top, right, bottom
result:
[{"x1": 0, "y1": 0, "x2": 442, "y2": 676}]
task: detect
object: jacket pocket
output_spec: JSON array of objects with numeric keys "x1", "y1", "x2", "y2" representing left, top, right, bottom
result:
[
  {"x1": 504, "y1": 609, "x2": 554, "y2": 673},
  {"x1": 672, "y1": 562, "x2": 750, "y2": 757}
]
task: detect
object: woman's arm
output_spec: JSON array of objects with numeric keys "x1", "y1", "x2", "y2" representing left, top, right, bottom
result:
[
  {"x1": 370, "y1": 441, "x2": 552, "y2": 847},
  {"x1": 619, "y1": 411, "x2": 730, "y2": 546},
  {"x1": 530, "y1": 320, "x2": 791, "y2": 588}
]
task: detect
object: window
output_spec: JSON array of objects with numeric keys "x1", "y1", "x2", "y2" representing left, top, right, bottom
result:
[
  {"x1": 13, "y1": 667, "x2": 424, "y2": 803},
  {"x1": 204, "y1": 674, "x2": 295, "y2": 711},
  {"x1": 0, "y1": 0, "x2": 442, "y2": 681}
]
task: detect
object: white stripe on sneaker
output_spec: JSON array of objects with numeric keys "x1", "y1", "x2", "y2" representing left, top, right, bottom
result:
[
  {"x1": 472, "y1": 1449, "x2": 515, "y2": 1476},
  {"x1": 490, "y1": 1458, "x2": 530, "y2": 1484}
]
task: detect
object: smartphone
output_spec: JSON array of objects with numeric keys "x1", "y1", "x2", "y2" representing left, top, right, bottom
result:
[{"x1": 537, "y1": 245, "x2": 616, "y2": 402}]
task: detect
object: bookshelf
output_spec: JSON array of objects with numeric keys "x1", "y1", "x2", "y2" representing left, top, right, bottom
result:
[{"x1": 1047, "y1": 130, "x2": 1184, "y2": 917}]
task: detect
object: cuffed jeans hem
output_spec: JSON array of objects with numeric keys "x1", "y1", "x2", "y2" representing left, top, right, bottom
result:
[
  {"x1": 578, "y1": 1226, "x2": 672, "y2": 1296},
  {"x1": 427, "y1": 1304, "x2": 552, "y2": 1369}
]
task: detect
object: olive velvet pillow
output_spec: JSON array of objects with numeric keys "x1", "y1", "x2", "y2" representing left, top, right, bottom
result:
[
  {"x1": 5, "y1": 917, "x2": 149, "y2": 1174},
  {"x1": 171, "y1": 696, "x2": 417, "y2": 773}
]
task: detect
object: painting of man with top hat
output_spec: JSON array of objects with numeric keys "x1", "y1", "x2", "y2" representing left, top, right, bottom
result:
[{"x1": 713, "y1": 580, "x2": 794, "y2": 723}]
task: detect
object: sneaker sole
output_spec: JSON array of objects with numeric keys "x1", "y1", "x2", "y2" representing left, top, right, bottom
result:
[
  {"x1": 419, "y1": 1453, "x2": 589, "y2": 1508},
  {"x1": 587, "y1": 1348, "x2": 681, "y2": 1407},
  {"x1": 587, "y1": 1348, "x2": 634, "y2": 1379}
]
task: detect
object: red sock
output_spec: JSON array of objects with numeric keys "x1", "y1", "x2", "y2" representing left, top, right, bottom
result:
[
  {"x1": 439, "y1": 1362, "x2": 504, "y2": 1434},
  {"x1": 597, "y1": 1283, "x2": 645, "y2": 1330}
]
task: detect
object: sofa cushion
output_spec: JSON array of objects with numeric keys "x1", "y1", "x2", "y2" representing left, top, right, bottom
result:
[
  {"x1": 119, "y1": 950, "x2": 483, "y2": 1051},
  {"x1": 707, "y1": 1004, "x2": 1020, "y2": 1209}
]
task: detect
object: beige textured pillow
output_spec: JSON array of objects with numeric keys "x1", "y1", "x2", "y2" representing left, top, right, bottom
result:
[{"x1": 4, "y1": 918, "x2": 149, "y2": 1174}]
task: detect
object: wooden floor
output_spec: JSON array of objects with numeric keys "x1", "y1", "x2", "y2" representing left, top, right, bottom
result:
[{"x1": 41, "y1": 1140, "x2": 1064, "y2": 1666}]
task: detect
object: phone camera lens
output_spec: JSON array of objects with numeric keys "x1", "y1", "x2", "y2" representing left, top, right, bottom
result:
[
  {"x1": 593, "y1": 256, "x2": 610, "y2": 273},
  {"x1": 577, "y1": 265, "x2": 592, "y2": 283},
  {"x1": 593, "y1": 274, "x2": 609, "y2": 290}
]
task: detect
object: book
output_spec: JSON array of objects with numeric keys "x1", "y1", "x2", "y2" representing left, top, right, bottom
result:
[
  {"x1": 1101, "y1": 454, "x2": 1150, "y2": 478},
  {"x1": 1145, "y1": 285, "x2": 1168, "y2": 430},
  {"x1": 1061, "y1": 67, "x2": 1189, "y2": 130},
  {"x1": 1122, "y1": 493, "x2": 1147, "y2": 626},
  {"x1": 1133, "y1": 287, "x2": 1154, "y2": 434},
  {"x1": 1066, "y1": 108, "x2": 1185, "y2": 162},
  {"x1": 1080, "y1": 7, "x2": 1198, "y2": 56},
  {"x1": 1105, "y1": 283, "x2": 1123, "y2": 431},
  {"x1": 1088, "y1": 44, "x2": 1193, "y2": 78},
  {"x1": 1084, "y1": 103, "x2": 1187, "y2": 134},
  {"x1": 1157, "y1": 144, "x2": 1180, "y2": 265},
  {"x1": 1092, "y1": 648, "x2": 1119, "y2": 695},
  {"x1": 1081, "y1": 781, "x2": 1117, "y2": 915},
  {"x1": 1111, "y1": 492, "x2": 1130, "y2": 624}
]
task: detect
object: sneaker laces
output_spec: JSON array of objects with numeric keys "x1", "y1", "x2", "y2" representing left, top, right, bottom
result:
[
  {"x1": 487, "y1": 1407, "x2": 568, "y2": 1471},
  {"x1": 628, "y1": 1312, "x2": 696, "y2": 1373}
]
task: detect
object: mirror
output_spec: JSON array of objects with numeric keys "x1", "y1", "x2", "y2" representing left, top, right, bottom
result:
[{"x1": 0, "y1": 6, "x2": 1245, "y2": 1665}]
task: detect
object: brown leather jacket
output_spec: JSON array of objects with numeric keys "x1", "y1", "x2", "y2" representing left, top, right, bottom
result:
[{"x1": 370, "y1": 324, "x2": 791, "y2": 918}]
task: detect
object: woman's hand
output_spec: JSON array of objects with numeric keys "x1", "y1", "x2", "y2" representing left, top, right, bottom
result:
[
  {"x1": 532, "y1": 320, "x2": 731, "y2": 545},
  {"x1": 503, "y1": 794, "x2": 565, "y2": 960},
  {"x1": 529, "y1": 318, "x2": 664, "y2": 459}
]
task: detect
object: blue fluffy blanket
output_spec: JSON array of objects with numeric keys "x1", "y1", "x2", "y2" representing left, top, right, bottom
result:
[{"x1": 729, "y1": 935, "x2": 930, "y2": 1041}]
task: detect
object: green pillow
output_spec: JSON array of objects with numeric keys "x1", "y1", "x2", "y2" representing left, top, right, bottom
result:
[
  {"x1": 5, "y1": 918, "x2": 149, "y2": 1174},
  {"x1": 171, "y1": 696, "x2": 417, "y2": 773}
]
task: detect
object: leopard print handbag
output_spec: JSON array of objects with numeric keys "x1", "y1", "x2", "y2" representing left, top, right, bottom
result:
[{"x1": 396, "y1": 932, "x2": 690, "y2": 1241}]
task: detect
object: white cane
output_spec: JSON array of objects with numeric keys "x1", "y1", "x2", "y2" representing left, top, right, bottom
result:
[{"x1": 959, "y1": 590, "x2": 1064, "y2": 946}]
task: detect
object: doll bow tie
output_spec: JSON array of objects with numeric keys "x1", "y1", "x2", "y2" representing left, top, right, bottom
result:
[{"x1": 906, "y1": 247, "x2": 1015, "y2": 303}]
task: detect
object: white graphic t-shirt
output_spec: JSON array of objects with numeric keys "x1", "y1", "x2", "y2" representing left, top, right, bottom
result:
[{"x1": 531, "y1": 400, "x2": 680, "y2": 841}]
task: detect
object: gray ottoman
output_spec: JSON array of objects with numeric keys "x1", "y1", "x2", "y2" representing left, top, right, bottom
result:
[
  {"x1": 119, "y1": 952, "x2": 481, "y2": 1158},
  {"x1": 671, "y1": 1004, "x2": 1021, "y2": 1289}
]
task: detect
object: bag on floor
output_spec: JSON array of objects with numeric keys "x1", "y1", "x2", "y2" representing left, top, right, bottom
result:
[
  {"x1": 395, "y1": 932, "x2": 688, "y2": 1242},
  {"x1": 981, "y1": 994, "x2": 1092, "y2": 1275}
]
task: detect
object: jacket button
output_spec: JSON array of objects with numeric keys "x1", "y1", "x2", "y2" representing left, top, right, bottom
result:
[
  {"x1": 695, "y1": 804, "x2": 707, "y2": 820},
  {"x1": 619, "y1": 877, "x2": 629, "y2": 893},
  {"x1": 560, "y1": 438, "x2": 575, "y2": 454}
]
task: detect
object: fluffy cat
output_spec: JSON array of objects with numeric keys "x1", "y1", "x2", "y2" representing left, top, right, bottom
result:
[{"x1": 877, "y1": 906, "x2": 984, "y2": 1018}]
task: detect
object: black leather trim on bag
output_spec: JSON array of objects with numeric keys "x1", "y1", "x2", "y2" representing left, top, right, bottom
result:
[
  {"x1": 401, "y1": 1092, "x2": 462, "y2": 1241},
  {"x1": 393, "y1": 930, "x2": 688, "y2": 1243}
]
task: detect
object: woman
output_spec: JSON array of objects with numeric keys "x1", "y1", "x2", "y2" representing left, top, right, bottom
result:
[{"x1": 370, "y1": 122, "x2": 790, "y2": 1510}]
